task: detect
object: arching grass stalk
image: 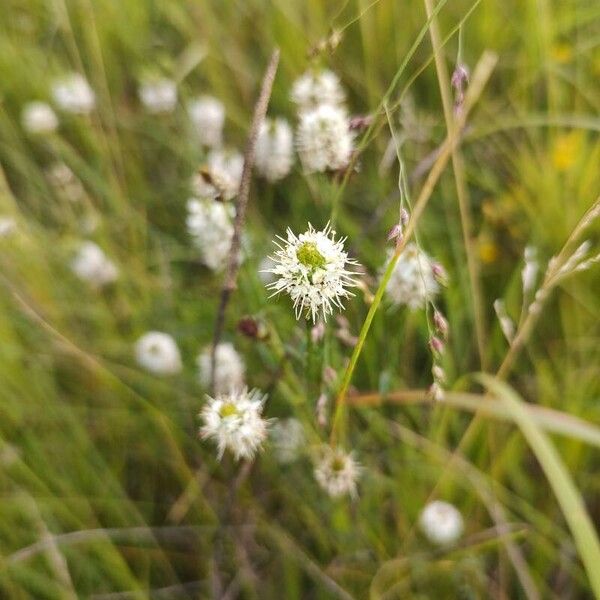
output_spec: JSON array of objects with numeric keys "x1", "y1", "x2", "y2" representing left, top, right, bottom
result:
[{"x1": 329, "y1": 52, "x2": 498, "y2": 445}]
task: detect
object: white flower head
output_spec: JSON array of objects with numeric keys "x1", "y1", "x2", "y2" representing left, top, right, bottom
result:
[
  {"x1": 0, "y1": 216, "x2": 17, "y2": 238},
  {"x1": 186, "y1": 198, "x2": 234, "y2": 271},
  {"x1": 188, "y1": 95, "x2": 225, "y2": 148},
  {"x1": 255, "y1": 117, "x2": 294, "y2": 182},
  {"x1": 71, "y1": 241, "x2": 118, "y2": 288},
  {"x1": 138, "y1": 78, "x2": 177, "y2": 114},
  {"x1": 197, "y1": 342, "x2": 245, "y2": 395},
  {"x1": 314, "y1": 446, "x2": 361, "y2": 498},
  {"x1": 191, "y1": 148, "x2": 244, "y2": 201},
  {"x1": 200, "y1": 387, "x2": 270, "y2": 461},
  {"x1": 384, "y1": 243, "x2": 440, "y2": 309},
  {"x1": 419, "y1": 500, "x2": 464, "y2": 545},
  {"x1": 52, "y1": 73, "x2": 95, "y2": 114},
  {"x1": 291, "y1": 69, "x2": 346, "y2": 110},
  {"x1": 265, "y1": 223, "x2": 359, "y2": 322},
  {"x1": 270, "y1": 418, "x2": 305, "y2": 464},
  {"x1": 21, "y1": 101, "x2": 58, "y2": 134},
  {"x1": 135, "y1": 331, "x2": 182, "y2": 376},
  {"x1": 46, "y1": 162, "x2": 85, "y2": 203},
  {"x1": 296, "y1": 104, "x2": 353, "y2": 173}
]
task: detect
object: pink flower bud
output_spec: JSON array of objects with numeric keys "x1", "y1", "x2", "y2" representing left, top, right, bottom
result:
[
  {"x1": 429, "y1": 336, "x2": 445, "y2": 355},
  {"x1": 432, "y1": 262, "x2": 449, "y2": 287},
  {"x1": 433, "y1": 310, "x2": 449, "y2": 338}
]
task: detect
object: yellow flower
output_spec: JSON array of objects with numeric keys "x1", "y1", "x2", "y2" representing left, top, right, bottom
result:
[
  {"x1": 551, "y1": 131, "x2": 582, "y2": 172},
  {"x1": 551, "y1": 43, "x2": 573, "y2": 64},
  {"x1": 479, "y1": 239, "x2": 499, "y2": 264}
]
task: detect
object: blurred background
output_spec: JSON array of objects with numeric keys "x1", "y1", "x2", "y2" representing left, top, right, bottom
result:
[{"x1": 0, "y1": 0, "x2": 599, "y2": 598}]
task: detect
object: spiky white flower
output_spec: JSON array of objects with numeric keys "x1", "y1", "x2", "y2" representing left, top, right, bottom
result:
[
  {"x1": 291, "y1": 69, "x2": 345, "y2": 110},
  {"x1": 186, "y1": 198, "x2": 234, "y2": 271},
  {"x1": 197, "y1": 342, "x2": 245, "y2": 395},
  {"x1": 265, "y1": 223, "x2": 359, "y2": 322},
  {"x1": 191, "y1": 148, "x2": 244, "y2": 201},
  {"x1": 138, "y1": 78, "x2": 177, "y2": 114},
  {"x1": 21, "y1": 101, "x2": 58, "y2": 134},
  {"x1": 71, "y1": 241, "x2": 118, "y2": 288},
  {"x1": 419, "y1": 500, "x2": 464, "y2": 545},
  {"x1": 296, "y1": 104, "x2": 353, "y2": 173},
  {"x1": 258, "y1": 255, "x2": 277, "y2": 284},
  {"x1": 270, "y1": 418, "x2": 305, "y2": 464},
  {"x1": 0, "y1": 216, "x2": 17, "y2": 238},
  {"x1": 255, "y1": 118, "x2": 294, "y2": 182},
  {"x1": 52, "y1": 73, "x2": 95, "y2": 114},
  {"x1": 188, "y1": 95, "x2": 225, "y2": 148},
  {"x1": 46, "y1": 162, "x2": 85, "y2": 203},
  {"x1": 384, "y1": 243, "x2": 440, "y2": 309},
  {"x1": 135, "y1": 331, "x2": 182, "y2": 376},
  {"x1": 314, "y1": 446, "x2": 360, "y2": 498},
  {"x1": 200, "y1": 387, "x2": 270, "y2": 461}
]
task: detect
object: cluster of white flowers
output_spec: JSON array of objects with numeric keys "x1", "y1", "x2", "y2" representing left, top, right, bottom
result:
[
  {"x1": 291, "y1": 69, "x2": 353, "y2": 173},
  {"x1": 0, "y1": 216, "x2": 17, "y2": 238},
  {"x1": 419, "y1": 500, "x2": 464, "y2": 545},
  {"x1": 384, "y1": 243, "x2": 440, "y2": 309},
  {"x1": 270, "y1": 418, "x2": 305, "y2": 464},
  {"x1": 265, "y1": 223, "x2": 359, "y2": 322},
  {"x1": 197, "y1": 342, "x2": 245, "y2": 395},
  {"x1": 186, "y1": 198, "x2": 235, "y2": 271},
  {"x1": 138, "y1": 78, "x2": 177, "y2": 114},
  {"x1": 134, "y1": 331, "x2": 182, "y2": 376},
  {"x1": 21, "y1": 101, "x2": 58, "y2": 134},
  {"x1": 314, "y1": 446, "x2": 360, "y2": 498},
  {"x1": 188, "y1": 96, "x2": 225, "y2": 148},
  {"x1": 200, "y1": 387, "x2": 270, "y2": 461},
  {"x1": 46, "y1": 162, "x2": 85, "y2": 203},
  {"x1": 291, "y1": 69, "x2": 346, "y2": 110},
  {"x1": 191, "y1": 148, "x2": 244, "y2": 201},
  {"x1": 52, "y1": 73, "x2": 96, "y2": 115},
  {"x1": 255, "y1": 118, "x2": 294, "y2": 182},
  {"x1": 71, "y1": 241, "x2": 118, "y2": 288}
]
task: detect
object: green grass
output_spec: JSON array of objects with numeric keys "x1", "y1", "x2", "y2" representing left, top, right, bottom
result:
[{"x1": 1, "y1": 0, "x2": 599, "y2": 598}]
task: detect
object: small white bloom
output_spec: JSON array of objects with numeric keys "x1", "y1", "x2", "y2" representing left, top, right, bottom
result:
[
  {"x1": 135, "y1": 331, "x2": 182, "y2": 376},
  {"x1": 200, "y1": 387, "x2": 270, "y2": 461},
  {"x1": 0, "y1": 216, "x2": 17, "y2": 238},
  {"x1": 296, "y1": 104, "x2": 353, "y2": 173},
  {"x1": 265, "y1": 223, "x2": 359, "y2": 322},
  {"x1": 255, "y1": 118, "x2": 294, "y2": 182},
  {"x1": 197, "y1": 342, "x2": 245, "y2": 395},
  {"x1": 139, "y1": 78, "x2": 177, "y2": 114},
  {"x1": 188, "y1": 95, "x2": 225, "y2": 147},
  {"x1": 493, "y1": 299, "x2": 515, "y2": 343},
  {"x1": 384, "y1": 243, "x2": 440, "y2": 309},
  {"x1": 186, "y1": 198, "x2": 235, "y2": 271},
  {"x1": 419, "y1": 500, "x2": 464, "y2": 545},
  {"x1": 191, "y1": 148, "x2": 244, "y2": 201},
  {"x1": 521, "y1": 246, "x2": 538, "y2": 295},
  {"x1": 52, "y1": 73, "x2": 95, "y2": 114},
  {"x1": 46, "y1": 162, "x2": 85, "y2": 203},
  {"x1": 291, "y1": 69, "x2": 345, "y2": 110},
  {"x1": 71, "y1": 241, "x2": 118, "y2": 288},
  {"x1": 270, "y1": 418, "x2": 305, "y2": 464},
  {"x1": 21, "y1": 101, "x2": 58, "y2": 134},
  {"x1": 314, "y1": 446, "x2": 360, "y2": 498}
]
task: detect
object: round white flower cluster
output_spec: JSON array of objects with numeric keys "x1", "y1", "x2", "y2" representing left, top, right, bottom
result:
[
  {"x1": 419, "y1": 500, "x2": 464, "y2": 545},
  {"x1": 46, "y1": 162, "x2": 85, "y2": 203},
  {"x1": 197, "y1": 342, "x2": 245, "y2": 396},
  {"x1": 52, "y1": 73, "x2": 96, "y2": 115},
  {"x1": 265, "y1": 223, "x2": 358, "y2": 322},
  {"x1": 314, "y1": 446, "x2": 361, "y2": 498},
  {"x1": 134, "y1": 331, "x2": 182, "y2": 376},
  {"x1": 291, "y1": 69, "x2": 353, "y2": 173},
  {"x1": 200, "y1": 387, "x2": 270, "y2": 461},
  {"x1": 0, "y1": 216, "x2": 17, "y2": 238},
  {"x1": 270, "y1": 418, "x2": 305, "y2": 464},
  {"x1": 188, "y1": 95, "x2": 225, "y2": 148},
  {"x1": 254, "y1": 118, "x2": 294, "y2": 182},
  {"x1": 384, "y1": 243, "x2": 440, "y2": 309},
  {"x1": 186, "y1": 198, "x2": 235, "y2": 272},
  {"x1": 71, "y1": 241, "x2": 118, "y2": 288},
  {"x1": 191, "y1": 148, "x2": 244, "y2": 202},
  {"x1": 138, "y1": 78, "x2": 177, "y2": 114},
  {"x1": 21, "y1": 101, "x2": 58, "y2": 134}
]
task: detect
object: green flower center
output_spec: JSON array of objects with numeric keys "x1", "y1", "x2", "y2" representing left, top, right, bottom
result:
[
  {"x1": 219, "y1": 402, "x2": 238, "y2": 418},
  {"x1": 330, "y1": 456, "x2": 345, "y2": 472},
  {"x1": 297, "y1": 242, "x2": 326, "y2": 270}
]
